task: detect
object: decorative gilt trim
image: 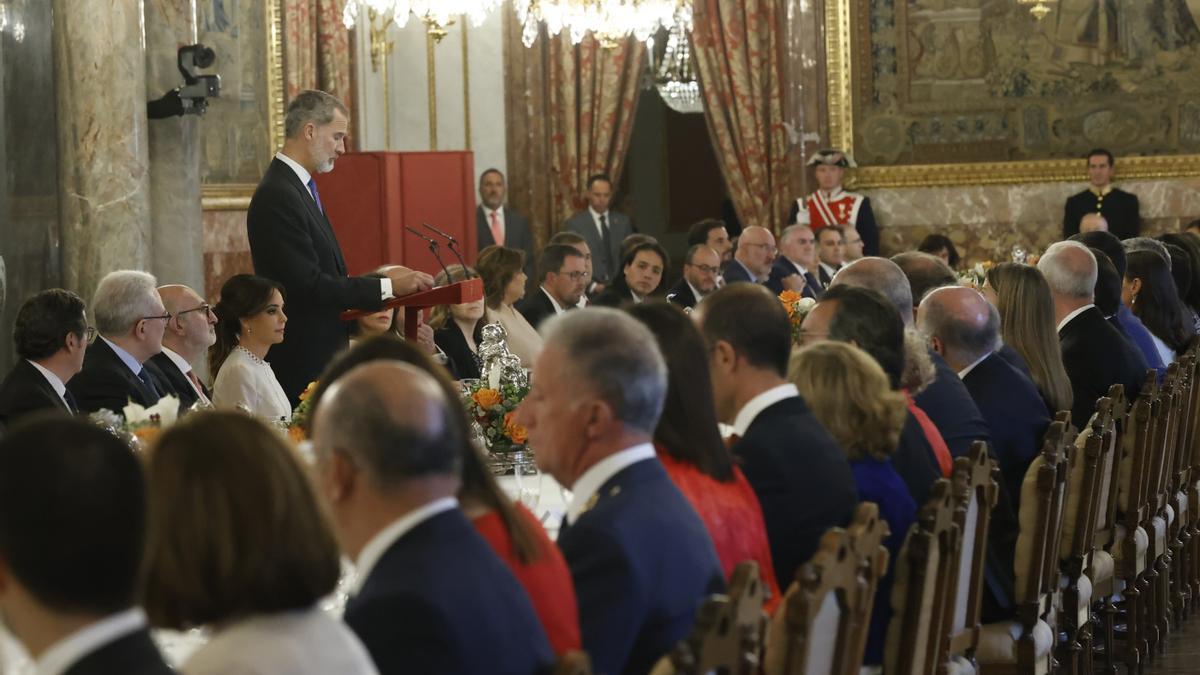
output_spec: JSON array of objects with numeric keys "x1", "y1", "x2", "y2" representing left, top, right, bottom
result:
[
  {"x1": 427, "y1": 30, "x2": 439, "y2": 150},
  {"x1": 822, "y1": 0, "x2": 1200, "y2": 189},
  {"x1": 201, "y1": 0, "x2": 285, "y2": 210}
]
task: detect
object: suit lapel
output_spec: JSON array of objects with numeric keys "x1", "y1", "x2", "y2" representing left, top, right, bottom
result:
[{"x1": 274, "y1": 160, "x2": 348, "y2": 275}]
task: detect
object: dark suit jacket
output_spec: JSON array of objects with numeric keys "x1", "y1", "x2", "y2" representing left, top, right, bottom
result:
[
  {"x1": 0, "y1": 359, "x2": 72, "y2": 424},
  {"x1": 516, "y1": 287, "x2": 564, "y2": 331},
  {"x1": 345, "y1": 508, "x2": 553, "y2": 675},
  {"x1": 913, "y1": 351, "x2": 991, "y2": 459},
  {"x1": 1060, "y1": 306, "x2": 1146, "y2": 425},
  {"x1": 1063, "y1": 187, "x2": 1140, "y2": 240},
  {"x1": 732, "y1": 396, "x2": 859, "y2": 585},
  {"x1": 720, "y1": 259, "x2": 759, "y2": 286},
  {"x1": 665, "y1": 278, "x2": 699, "y2": 310},
  {"x1": 557, "y1": 458, "x2": 724, "y2": 675},
  {"x1": 147, "y1": 352, "x2": 207, "y2": 410},
  {"x1": 893, "y1": 411, "x2": 943, "y2": 507},
  {"x1": 247, "y1": 157, "x2": 384, "y2": 403},
  {"x1": 477, "y1": 205, "x2": 535, "y2": 278},
  {"x1": 818, "y1": 262, "x2": 841, "y2": 288},
  {"x1": 63, "y1": 628, "x2": 173, "y2": 675},
  {"x1": 563, "y1": 209, "x2": 634, "y2": 284},
  {"x1": 766, "y1": 257, "x2": 821, "y2": 298},
  {"x1": 67, "y1": 339, "x2": 165, "y2": 415}
]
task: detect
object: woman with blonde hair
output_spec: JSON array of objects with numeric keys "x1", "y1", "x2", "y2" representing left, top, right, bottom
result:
[
  {"x1": 789, "y1": 340, "x2": 915, "y2": 667},
  {"x1": 983, "y1": 263, "x2": 1073, "y2": 414},
  {"x1": 141, "y1": 412, "x2": 377, "y2": 674},
  {"x1": 428, "y1": 265, "x2": 488, "y2": 379},
  {"x1": 476, "y1": 245, "x2": 541, "y2": 365}
]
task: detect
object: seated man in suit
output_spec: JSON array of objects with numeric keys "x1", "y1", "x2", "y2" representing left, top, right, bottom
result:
[
  {"x1": 723, "y1": 226, "x2": 776, "y2": 285},
  {"x1": 686, "y1": 218, "x2": 733, "y2": 263},
  {"x1": 697, "y1": 283, "x2": 858, "y2": 584},
  {"x1": 593, "y1": 240, "x2": 669, "y2": 307},
  {"x1": 815, "y1": 225, "x2": 845, "y2": 287},
  {"x1": 0, "y1": 289, "x2": 89, "y2": 423},
  {"x1": 1038, "y1": 241, "x2": 1145, "y2": 424},
  {"x1": 0, "y1": 416, "x2": 172, "y2": 674},
  {"x1": 313, "y1": 362, "x2": 553, "y2": 674},
  {"x1": 476, "y1": 168, "x2": 535, "y2": 287},
  {"x1": 891, "y1": 251, "x2": 957, "y2": 311},
  {"x1": 516, "y1": 244, "x2": 587, "y2": 330},
  {"x1": 67, "y1": 271, "x2": 171, "y2": 415},
  {"x1": 917, "y1": 286, "x2": 1051, "y2": 508},
  {"x1": 833, "y1": 257, "x2": 992, "y2": 459},
  {"x1": 1071, "y1": 231, "x2": 1161, "y2": 372},
  {"x1": 766, "y1": 224, "x2": 822, "y2": 297},
  {"x1": 151, "y1": 284, "x2": 216, "y2": 410},
  {"x1": 517, "y1": 308, "x2": 724, "y2": 675},
  {"x1": 666, "y1": 244, "x2": 721, "y2": 310},
  {"x1": 563, "y1": 174, "x2": 633, "y2": 286},
  {"x1": 548, "y1": 231, "x2": 599, "y2": 304}
]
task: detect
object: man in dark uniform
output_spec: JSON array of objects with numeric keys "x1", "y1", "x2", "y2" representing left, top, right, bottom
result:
[{"x1": 1063, "y1": 148, "x2": 1140, "y2": 240}]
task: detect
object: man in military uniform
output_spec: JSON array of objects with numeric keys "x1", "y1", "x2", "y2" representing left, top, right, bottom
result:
[
  {"x1": 1063, "y1": 148, "x2": 1140, "y2": 240},
  {"x1": 787, "y1": 149, "x2": 879, "y2": 256}
]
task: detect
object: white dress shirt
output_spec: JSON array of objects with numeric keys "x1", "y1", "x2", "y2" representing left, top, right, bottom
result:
[
  {"x1": 182, "y1": 608, "x2": 378, "y2": 675},
  {"x1": 1056, "y1": 304, "x2": 1096, "y2": 334},
  {"x1": 27, "y1": 360, "x2": 69, "y2": 408},
  {"x1": 541, "y1": 286, "x2": 567, "y2": 315},
  {"x1": 159, "y1": 346, "x2": 211, "y2": 405},
  {"x1": 352, "y1": 497, "x2": 458, "y2": 594},
  {"x1": 685, "y1": 280, "x2": 704, "y2": 304},
  {"x1": 212, "y1": 346, "x2": 292, "y2": 423},
  {"x1": 732, "y1": 383, "x2": 800, "y2": 437},
  {"x1": 36, "y1": 609, "x2": 147, "y2": 675},
  {"x1": 275, "y1": 152, "x2": 393, "y2": 301},
  {"x1": 588, "y1": 206, "x2": 609, "y2": 240},
  {"x1": 565, "y1": 443, "x2": 656, "y2": 525},
  {"x1": 100, "y1": 337, "x2": 145, "y2": 378}
]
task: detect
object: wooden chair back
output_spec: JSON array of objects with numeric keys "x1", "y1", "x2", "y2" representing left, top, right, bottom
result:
[
  {"x1": 1094, "y1": 385, "x2": 1125, "y2": 551},
  {"x1": 1062, "y1": 399, "x2": 1112, "y2": 567},
  {"x1": 945, "y1": 442, "x2": 999, "y2": 660},
  {"x1": 1013, "y1": 421, "x2": 1069, "y2": 608},
  {"x1": 664, "y1": 561, "x2": 767, "y2": 674},
  {"x1": 768, "y1": 504, "x2": 889, "y2": 675},
  {"x1": 883, "y1": 480, "x2": 960, "y2": 675}
]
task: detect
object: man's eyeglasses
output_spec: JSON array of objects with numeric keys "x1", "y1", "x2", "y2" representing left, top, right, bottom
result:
[
  {"x1": 742, "y1": 242, "x2": 778, "y2": 255},
  {"x1": 561, "y1": 271, "x2": 591, "y2": 281},
  {"x1": 141, "y1": 312, "x2": 173, "y2": 324},
  {"x1": 175, "y1": 303, "x2": 214, "y2": 319},
  {"x1": 689, "y1": 264, "x2": 722, "y2": 276}
]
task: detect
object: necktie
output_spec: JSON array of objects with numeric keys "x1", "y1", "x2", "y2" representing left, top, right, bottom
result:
[
  {"x1": 137, "y1": 368, "x2": 162, "y2": 399},
  {"x1": 185, "y1": 369, "x2": 209, "y2": 403},
  {"x1": 489, "y1": 210, "x2": 504, "y2": 246},
  {"x1": 599, "y1": 214, "x2": 613, "y2": 277},
  {"x1": 306, "y1": 178, "x2": 324, "y2": 214},
  {"x1": 62, "y1": 389, "x2": 78, "y2": 414}
]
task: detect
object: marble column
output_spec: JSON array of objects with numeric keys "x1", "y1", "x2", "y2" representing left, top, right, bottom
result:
[
  {"x1": 145, "y1": 0, "x2": 204, "y2": 292},
  {"x1": 52, "y1": 0, "x2": 151, "y2": 300}
]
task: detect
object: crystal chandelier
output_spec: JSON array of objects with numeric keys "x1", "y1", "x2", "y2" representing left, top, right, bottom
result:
[
  {"x1": 1017, "y1": 0, "x2": 1056, "y2": 21},
  {"x1": 515, "y1": 0, "x2": 690, "y2": 49},
  {"x1": 343, "y1": 0, "x2": 504, "y2": 43},
  {"x1": 649, "y1": 7, "x2": 701, "y2": 114}
]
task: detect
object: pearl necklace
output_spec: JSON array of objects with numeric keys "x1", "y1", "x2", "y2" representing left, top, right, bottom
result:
[{"x1": 235, "y1": 344, "x2": 267, "y2": 365}]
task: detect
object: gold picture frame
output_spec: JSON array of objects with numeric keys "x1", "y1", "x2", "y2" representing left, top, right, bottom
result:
[
  {"x1": 199, "y1": 0, "x2": 285, "y2": 210},
  {"x1": 825, "y1": 0, "x2": 1200, "y2": 189}
]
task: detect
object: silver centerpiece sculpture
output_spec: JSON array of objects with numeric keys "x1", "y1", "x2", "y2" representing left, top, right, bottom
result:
[{"x1": 478, "y1": 322, "x2": 529, "y2": 391}]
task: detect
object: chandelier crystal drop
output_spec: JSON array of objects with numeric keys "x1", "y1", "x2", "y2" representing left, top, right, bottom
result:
[
  {"x1": 515, "y1": 0, "x2": 690, "y2": 49},
  {"x1": 1016, "y1": 0, "x2": 1056, "y2": 21},
  {"x1": 343, "y1": 0, "x2": 504, "y2": 39}
]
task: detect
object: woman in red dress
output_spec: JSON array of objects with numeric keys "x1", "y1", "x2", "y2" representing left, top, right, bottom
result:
[{"x1": 628, "y1": 303, "x2": 783, "y2": 613}]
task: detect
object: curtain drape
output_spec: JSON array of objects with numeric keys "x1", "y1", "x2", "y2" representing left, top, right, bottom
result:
[
  {"x1": 692, "y1": 0, "x2": 791, "y2": 234},
  {"x1": 281, "y1": 0, "x2": 353, "y2": 108}
]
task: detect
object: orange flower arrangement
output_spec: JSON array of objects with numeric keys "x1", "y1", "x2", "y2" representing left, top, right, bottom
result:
[
  {"x1": 462, "y1": 379, "x2": 530, "y2": 454},
  {"x1": 472, "y1": 387, "x2": 503, "y2": 409},
  {"x1": 778, "y1": 290, "x2": 817, "y2": 345},
  {"x1": 504, "y1": 412, "x2": 529, "y2": 445},
  {"x1": 287, "y1": 380, "x2": 320, "y2": 440}
]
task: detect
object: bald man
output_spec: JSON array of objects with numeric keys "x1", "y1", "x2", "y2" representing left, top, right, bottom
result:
[
  {"x1": 917, "y1": 286, "x2": 1049, "y2": 510},
  {"x1": 314, "y1": 362, "x2": 553, "y2": 674},
  {"x1": 891, "y1": 251, "x2": 957, "y2": 315},
  {"x1": 1038, "y1": 241, "x2": 1144, "y2": 425},
  {"x1": 723, "y1": 226, "x2": 776, "y2": 285},
  {"x1": 150, "y1": 285, "x2": 216, "y2": 409}
]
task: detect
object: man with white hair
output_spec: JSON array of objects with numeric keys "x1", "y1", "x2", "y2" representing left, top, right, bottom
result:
[
  {"x1": 68, "y1": 271, "x2": 171, "y2": 414},
  {"x1": 766, "y1": 225, "x2": 821, "y2": 298},
  {"x1": 516, "y1": 308, "x2": 723, "y2": 675},
  {"x1": 149, "y1": 284, "x2": 216, "y2": 409},
  {"x1": 1037, "y1": 241, "x2": 1145, "y2": 424}
]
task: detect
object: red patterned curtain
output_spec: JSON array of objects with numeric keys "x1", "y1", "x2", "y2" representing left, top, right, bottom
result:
[
  {"x1": 546, "y1": 35, "x2": 646, "y2": 225},
  {"x1": 281, "y1": 0, "x2": 353, "y2": 112},
  {"x1": 692, "y1": 0, "x2": 791, "y2": 234}
]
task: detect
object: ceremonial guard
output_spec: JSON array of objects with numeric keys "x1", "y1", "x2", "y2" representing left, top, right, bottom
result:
[
  {"x1": 787, "y1": 149, "x2": 879, "y2": 256},
  {"x1": 1062, "y1": 148, "x2": 1140, "y2": 240}
]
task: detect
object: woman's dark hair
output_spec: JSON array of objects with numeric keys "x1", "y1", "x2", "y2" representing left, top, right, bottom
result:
[
  {"x1": 141, "y1": 412, "x2": 341, "y2": 629},
  {"x1": 309, "y1": 335, "x2": 540, "y2": 563},
  {"x1": 1159, "y1": 233, "x2": 1200, "y2": 315},
  {"x1": 208, "y1": 275, "x2": 285, "y2": 375},
  {"x1": 349, "y1": 272, "x2": 402, "y2": 339},
  {"x1": 917, "y1": 233, "x2": 960, "y2": 269},
  {"x1": 627, "y1": 303, "x2": 734, "y2": 482},
  {"x1": 1126, "y1": 250, "x2": 1194, "y2": 353},
  {"x1": 1090, "y1": 248, "x2": 1122, "y2": 318},
  {"x1": 476, "y1": 246, "x2": 526, "y2": 309}
]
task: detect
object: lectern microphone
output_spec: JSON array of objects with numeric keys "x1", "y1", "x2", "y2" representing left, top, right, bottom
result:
[
  {"x1": 404, "y1": 225, "x2": 452, "y2": 284},
  {"x1": 421, "y1": 222, "x2": 473, "y2": 277}
]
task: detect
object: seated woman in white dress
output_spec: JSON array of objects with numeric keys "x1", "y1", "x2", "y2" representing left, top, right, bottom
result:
[
  {"x1": 141, "y1": 411, "x2": 378, "y2": 675},
  {"x1": 209, "y1": 275, "x2": 292, "y2": 423},
  {"x1": 476, "y1": 245, "x2": 541, "y2": 366}
]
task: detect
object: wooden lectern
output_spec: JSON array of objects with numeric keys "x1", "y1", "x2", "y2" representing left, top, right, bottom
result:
[{"x1": 340, "y1": 278, "x2": 484, "y2": 340}]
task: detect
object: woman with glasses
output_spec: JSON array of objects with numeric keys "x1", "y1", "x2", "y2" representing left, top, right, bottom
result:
[{"x1": 210, "y1": 274, "x2": 292, "y2": 424}]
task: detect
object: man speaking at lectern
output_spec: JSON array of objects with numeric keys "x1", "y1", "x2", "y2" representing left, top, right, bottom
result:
[{"x1": 248, "y1": 90, "x2": 433, "y2": 403}]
